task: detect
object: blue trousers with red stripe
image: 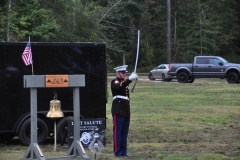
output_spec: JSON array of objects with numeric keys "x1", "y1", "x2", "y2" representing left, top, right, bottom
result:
[{"x1": 112, "y1": 113, "x2": 130, "y2": 156}]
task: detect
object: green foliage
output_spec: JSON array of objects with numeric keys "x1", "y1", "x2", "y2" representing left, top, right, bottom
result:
[
  {"x1": 0, "y1": 7, "x2": 6, "y2": 41},
  {"x1": 172, "y1": 0, "x2": 240, "y2": 62},
  {"x1": 10, "y1": 0, "x2": 57, "y2": 41},
  {"x1": 97, "y1": 0, "x2": 146, "y2": 68},
  {"x1": 0, "y1": 0, "x2": 239, "y2": 71}
]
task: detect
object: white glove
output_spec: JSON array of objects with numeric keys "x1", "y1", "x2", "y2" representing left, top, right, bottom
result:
[{"x1": 129, "y1": 72, "x2": 138, "y2": 80}]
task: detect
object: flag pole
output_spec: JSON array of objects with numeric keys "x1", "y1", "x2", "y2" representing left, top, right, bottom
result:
[{"x1": 29, "y1": 36, "x2": 34, "y2": 75}]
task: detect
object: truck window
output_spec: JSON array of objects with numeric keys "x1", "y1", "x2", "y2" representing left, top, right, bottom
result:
[
  {"x1": 209, "y1": 58, "x2": 221, "y2": 66},
  {"x1": 196, "y1": 58, "x2": 208, "y2": 64}
]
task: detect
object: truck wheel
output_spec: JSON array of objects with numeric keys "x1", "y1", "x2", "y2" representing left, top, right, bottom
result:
[
  {"x1": 18, "y1": 118, "x2": 48, "y2": 145},
  {"x1": 227, "y1": 72, "x2": 239, "y2": 84},
  {"x1": 148, "y1": 73, "x2": 155, "y2": 80},
  {"x1": 162, "y1": 74, "x2": 166, "y2": 81},
  {"x1": 177, "y1": 72, "x2": 189, "y2": 83},
  {"x1": 57, "y1": 116, "x2": 73, "y2": 144},
  {"x1": 188, "y1": 79, "x2": 195, "y2": 83}
]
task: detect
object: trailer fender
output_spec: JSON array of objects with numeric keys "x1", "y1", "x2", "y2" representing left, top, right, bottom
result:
[{"x1": 13, "y1": 112, "x2": 48, "y2": 133}]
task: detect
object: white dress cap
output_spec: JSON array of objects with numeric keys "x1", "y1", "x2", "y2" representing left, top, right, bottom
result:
[{"x1": 114, "y1": 65, "x2": 128, "y2": 72}]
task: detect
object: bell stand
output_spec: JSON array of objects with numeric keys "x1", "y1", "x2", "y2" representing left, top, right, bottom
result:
[
  {"x1": 20, "y1": 75, "x2": 90, "y2": 160},
  {"x1": 48, "y1": 91, "x2": 62, "y2": 152}
]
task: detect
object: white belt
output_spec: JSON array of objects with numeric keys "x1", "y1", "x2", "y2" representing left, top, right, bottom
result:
[{"x1": 113, "y1": 95, "x2": 129, "y2": 100}]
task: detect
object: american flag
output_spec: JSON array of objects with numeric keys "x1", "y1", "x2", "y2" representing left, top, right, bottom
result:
[{"x1": 22, "y1": 42, "x2": 32, "y2": 66}]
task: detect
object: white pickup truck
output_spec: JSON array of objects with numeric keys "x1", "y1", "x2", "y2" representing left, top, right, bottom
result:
[{"x1": 168, "y1": 56, "x2": 240, "y2": 84}]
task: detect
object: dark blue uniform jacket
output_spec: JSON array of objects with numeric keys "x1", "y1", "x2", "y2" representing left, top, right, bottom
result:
[{"x1": 111, "y1": 77, "x2": 132, "y2": 117}]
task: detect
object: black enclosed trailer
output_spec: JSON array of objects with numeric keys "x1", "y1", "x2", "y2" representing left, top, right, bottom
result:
[{"x1": 0, "y1": 42, "x2": 107, "y2": 145}]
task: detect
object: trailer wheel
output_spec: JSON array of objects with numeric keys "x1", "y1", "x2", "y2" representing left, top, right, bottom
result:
[
  {"x1": 57, "y1": 116, "x2": 73, "y2": 144},
  {"x1": 177, "y1": 72, "x2": 189, "y2": 83},
  {"x1": 18, "y1": 118, "x2": 48, "y2": 145},
  {"x1": 227, "y1": 72, "x2": 239, "y2": 84}
]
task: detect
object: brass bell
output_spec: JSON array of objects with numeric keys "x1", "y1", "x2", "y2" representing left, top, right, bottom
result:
[{"x1": 47, "y1": 91, "x2": 64, "y2": 118}]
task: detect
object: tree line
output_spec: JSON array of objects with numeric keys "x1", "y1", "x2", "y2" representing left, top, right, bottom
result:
[{"x1": 0, "y1": 0, "x2": 239, "y2": 72}]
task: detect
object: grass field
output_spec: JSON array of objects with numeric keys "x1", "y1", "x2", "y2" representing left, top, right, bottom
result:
[{"x1": 1, "y1": 77, "x2": 240, "y2": 160}]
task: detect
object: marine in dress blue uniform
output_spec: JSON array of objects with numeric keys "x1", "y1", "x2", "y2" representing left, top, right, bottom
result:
[{"x1": 111, "y1": 65, "x2": 138, "y2": 157}]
